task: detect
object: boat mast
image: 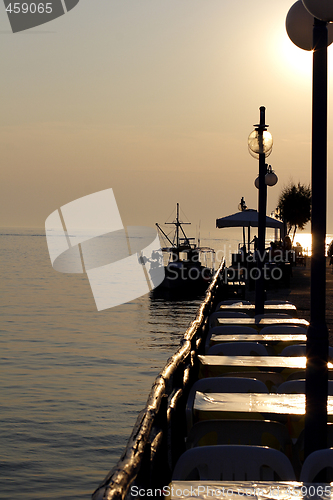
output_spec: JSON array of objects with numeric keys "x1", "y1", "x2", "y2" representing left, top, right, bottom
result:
[
  {"x1": 176, "y1": 202, "x2": 179, "y2": 248},
  {"x1": 165, "y1": 203, "x2": 191, "y2": 248}
]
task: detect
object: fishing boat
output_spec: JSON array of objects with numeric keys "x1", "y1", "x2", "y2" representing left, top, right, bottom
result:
[
  {"x1": 154, "y1": 203, "x2": 215, "y2": 292},
  {"x1": 92, "y1": 262, "x2": 330, "y2": 500}
]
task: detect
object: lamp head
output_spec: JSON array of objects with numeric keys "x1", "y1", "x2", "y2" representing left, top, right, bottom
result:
[
  {"x1": 265, "y1": 165, "x2": 278, "y2": 186},
  {"x1": 248, "y1": 129, "x2": 273, "y2": 157},
  {"x1": 286, "y1": 0, "x2": 333, "y2": 50},
  {"x1": 302, "y1": 0, "x2": 333, "y2": 22},
  {"x1": 254, "y1": 166, "x2": 278, "y2": 189}
]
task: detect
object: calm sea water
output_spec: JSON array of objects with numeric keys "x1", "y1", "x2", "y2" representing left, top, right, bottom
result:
[
  {"x1": 2, "y1": 227, "x2": 319, "y2": 499},
  {"x1": 1, "y1": 228, "x2": 209, "y2": 500}
]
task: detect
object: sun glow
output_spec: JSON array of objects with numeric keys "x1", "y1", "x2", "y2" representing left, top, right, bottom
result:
[
  {"x1": 292, "y1": 233, "x2": 333, "y2": 256},
  {"x1": 293, "y1": 233, "x2": 312, "y2": 255},
  {"x1": 274, "y1": 24, "x2": 333, "y2": 84},
  {"x1": 281, "y1": 34, "x2": 312, "y2": 80}
]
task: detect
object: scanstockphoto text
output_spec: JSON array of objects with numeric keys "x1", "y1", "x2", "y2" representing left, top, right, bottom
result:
[
  {"x1": 215, "y1": 248, "x2": 295, "y2": 266},
  {"x1": 166, "y1": 247, "x2": 295, "y2": 282},
  {"x1": 130, "y1": 484, "x2": 332, "y2": 498}
]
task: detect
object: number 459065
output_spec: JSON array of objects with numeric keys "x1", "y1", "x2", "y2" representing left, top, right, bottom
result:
[{"x1": 6, "y1": 3, "x2": 53, "y2": 14}]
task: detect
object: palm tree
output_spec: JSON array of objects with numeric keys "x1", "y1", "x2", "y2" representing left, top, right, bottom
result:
[{"x1": 277, "y1": 182, "x2": 311, "y2": 244}]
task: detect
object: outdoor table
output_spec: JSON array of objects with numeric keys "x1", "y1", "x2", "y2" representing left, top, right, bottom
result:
[
  {"x1": 207, "y1": 333, "x2": 307, "y2": 355},
  {"x1": 215, "y1": 318, "x2": 309, "y2": 331},
  {"x1": 192, "y1": 391, "x2": 333, "y2": 439},
  {"x1": 198, "y1": 355, "x2": 323, "y2": 380},
  {"x1": 218, "y1": 303, "x2": 297, "y2": 318},
  {"x1": 167, "y1": 481, "x2": 333, "y2": 499}
]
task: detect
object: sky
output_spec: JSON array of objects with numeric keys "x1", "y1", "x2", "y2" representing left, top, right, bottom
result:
[{"x1": 1, "y1": 0, "x2": 333, "y2": 239}]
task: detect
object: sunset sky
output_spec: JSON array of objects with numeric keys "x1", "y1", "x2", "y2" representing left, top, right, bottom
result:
[{"x1": 1, "y1": 0, "x2": 333, "y2": 238}]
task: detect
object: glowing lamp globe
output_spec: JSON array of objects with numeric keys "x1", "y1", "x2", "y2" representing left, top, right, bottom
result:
[
  {"x1": 286, "y1": 0, "x2": 333, "y2": 50},
  {"x1": 265, "y1": 166, "x2": 278, "y2": 186},
  {"x1": 248, "y1": 146, "x2": 272, "y2": 160},
  {"x1": 248, "y1": 130, "x2": 273, "y2": 157},
  {"x1": 302, "y1": 0, "x2": 333, "y2": 22}
]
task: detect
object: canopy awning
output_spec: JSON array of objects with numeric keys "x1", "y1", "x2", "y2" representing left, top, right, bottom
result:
[{"x1": 216, "y1": 209, "x2": 283, "y2": 229}]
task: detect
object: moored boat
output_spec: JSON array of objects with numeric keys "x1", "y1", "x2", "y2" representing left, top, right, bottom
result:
[{"x1": 155, "y1": 204, "x2": 215, "y2": 292}]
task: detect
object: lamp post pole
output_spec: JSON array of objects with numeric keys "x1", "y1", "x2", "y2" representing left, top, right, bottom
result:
[
  {"x1": 255, "y1": 106, "x2": 268, "y2": 315},
  {"x1": 305, "y1": 17, "x2": 329, "y2": 458},
  {"x1": 285, "y1": 0, "x2": 331, "y2": 458}
]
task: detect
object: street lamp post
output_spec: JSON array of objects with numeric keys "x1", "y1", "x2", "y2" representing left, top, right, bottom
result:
[
  {"x1": 286, "y1": 0, "x2": 331, "y2": 458},
  {"x1": 305, "y1": 16, "x2": 329, "y2": 460},
  {"x1": 248, "y1": 107, "x2": 273, "y2": 315}
]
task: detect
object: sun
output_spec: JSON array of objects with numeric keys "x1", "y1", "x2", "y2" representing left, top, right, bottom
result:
[
  {"x1": 271, "y1": 23, "x2": 333, "y2": 83},
  {"x1": 281, "y1": 32, "x2": 313, "y2": 80},
  {"x1": 268, "y1": 23, "x2": 313, "y2": 83}
]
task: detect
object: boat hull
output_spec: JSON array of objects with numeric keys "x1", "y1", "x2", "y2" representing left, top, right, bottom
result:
[{"x1": 156, "y1": 262, "x2": 212, "y2": 291}]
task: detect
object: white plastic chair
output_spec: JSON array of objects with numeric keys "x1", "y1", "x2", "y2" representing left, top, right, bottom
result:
[
  {"x1": 280, "y1": 344, "x2": 333, "y2": 361},
  {"x1": 300, "y1": 448, "x2": 333, "y2": 482},
  {"x1": 186, "y1": 376, "x2": 268, "y2": 430},
  {"x1": 277, "y1": 379, "x2": 305, "y2": 394},
  {"x1": 209, "y1": 311, "x2": 249, "y2": 329},
  {"x1": 207, "y1": 341, "x2": 268, "y2": 356},
  {"x1": 186, "y1": 419, "x2": 292, "y2": 456},
  {"x1": 254, "y1": 313, "x2": 293, "y2": 320},
  {"x1": 172, "y1": 445, "x2": 296, "y2": 480},
  {"x1": 294, "y1": 424, "x2": 333, "y2": 477},
  {"x1": 205, "y1": 325, "x2": 258, "y2": 353},
  {"x1": 277, "y1": 379, "x2": 333, "y2": 395},
  {"x1": 260, "y1": 325, "x2": 307, "y2": 335},
  {"x1": 219, "y1": 371, "x2": 284, "y2": 392},
  {"x1": 280, "y1": 344, "x2": 306, "y2": 356}
]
